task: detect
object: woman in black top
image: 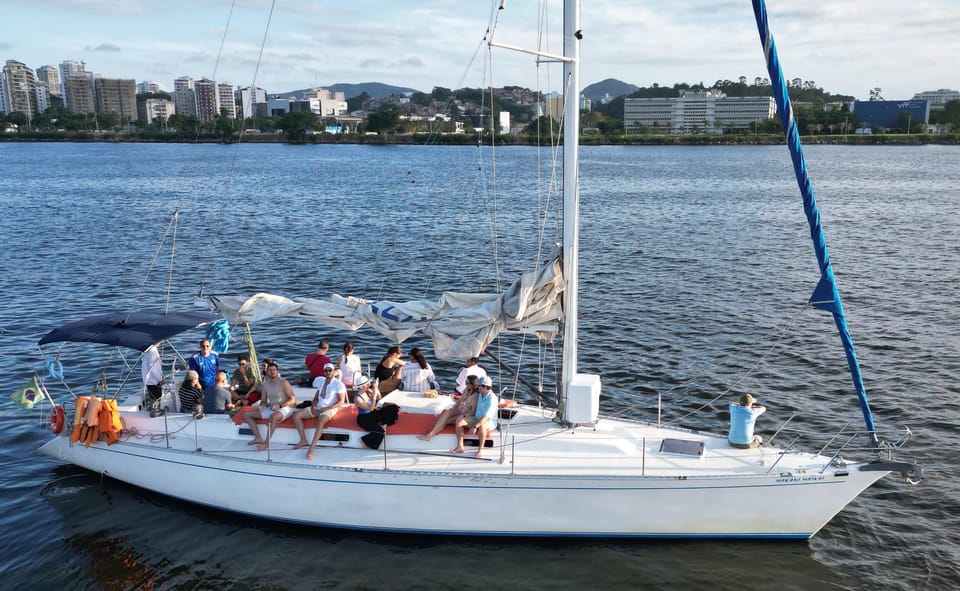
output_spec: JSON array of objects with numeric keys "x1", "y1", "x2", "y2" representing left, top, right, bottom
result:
[{"x1": 375, "y1": 346, "x2": 405, "y2": 394}]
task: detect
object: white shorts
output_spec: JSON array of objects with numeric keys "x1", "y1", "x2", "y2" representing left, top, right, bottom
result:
[{"x1": 262, "y1": 405, "x2": 295, "y2": 422}]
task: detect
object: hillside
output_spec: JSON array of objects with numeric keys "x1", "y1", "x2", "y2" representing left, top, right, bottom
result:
[
  {"x1": 276, "y1": 82, "x2": 421, "y2": 99},
  {"x1": 582, "y1": 78, "x2": 639, "y2": 103}
]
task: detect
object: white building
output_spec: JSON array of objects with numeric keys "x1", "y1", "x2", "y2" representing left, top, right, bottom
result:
[
  {"x1": 36, "y1": 66, "x2": 60, "y2": 97},
  {"x1": 2, "y1": 60, "x2": 39, "y2": 119},
  {"x1": 217, "y1": 82, "x2": 236, "y2": 119},
  {"x1": 624, "y1": 90, "x2": 776, "y2": 134},
  {"x1": 499, "y1": 111, "x2": 511, "y2": 134},
  {"x1": 173, "y1": 77, "x2": 194, "y2": 92},
  {"x1": 139, "y1": 98, "x2": 176, "y2": 126},
  {"x1": 911, "y1": 88, "x2": 960, "y2": 108},
  {"x1": 137, "y1": 81, "x2": 162, "y2": 94},
  {"x1": 302, "y1": 88, "x2": 348, "y2": 117},
  {"x1": 35, "y1": 83, "x2": 49, "y2": 114},
  {"x1": 238, "y1": 86, "x2": 267, "y2": 120}
]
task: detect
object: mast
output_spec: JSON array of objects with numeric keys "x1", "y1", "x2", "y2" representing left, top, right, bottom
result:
[
  {"x1": 560, "y1": 0, "x2": 581, "y2": 406},
  {"x1": 751, "y1": 0, "x2": 879, "y2": 445}
]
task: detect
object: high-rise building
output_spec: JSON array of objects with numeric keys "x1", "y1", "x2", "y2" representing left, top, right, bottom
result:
[
  {"x1": 2, "y1": 60, "x2": 39, "y2": 119},
  {"x1": 172, "y1": 76, "x2": 197, "y2": 118},
  {"x1": 237, "y1": 86, "x2": 267, "y2": 120},
  {"x1": 35, "y1": 84, "x2": 49, "y2": 114},
  {"x1": 174, "y1": 76, "x2": 195, "y2": 92},
  {"x1": 0, "y1": 76, "x2": 8, "y2": 114},
  {"x1": 58, "y1": 60, "x2": 85, "y2": 97},
  {"x1": 544, "y1": 92, "x2": 563, "y2": 121},
  {"x1": 36, "y1": 66, "x2": 61, "y2": 97},
  {"x1": 137, "y1": 81, "x2": 162, "y2": 94},
  {"x1": 217, "y1": 82, "x2": 236, "y2": 119},
  {"x1": 173, "y1": 89, "x2": 198, "y2": 118},
  {"x1": 194, "y1": 78, "x2": 219, "y2": 122},
  {"x1": 95, "y1": 78, "x2": 137, "y2": 123},
  {"x1": 64, "y1": 73, "x2": 96, "y2": 114}
]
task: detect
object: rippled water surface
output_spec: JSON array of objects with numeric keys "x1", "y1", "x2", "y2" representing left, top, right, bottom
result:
[{"x1": 0, "y1": 142, "x2": 958, "y2": 590}]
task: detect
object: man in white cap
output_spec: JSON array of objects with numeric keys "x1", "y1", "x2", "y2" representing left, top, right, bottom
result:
[
  {"x1": 454, "y1": 357, "x2": 486, "y2": 395},
  {"x1": 452, "y1": 375, "x2": 498, "y2": 458},
  {"x1": 292, "y1": 362, "x2": 347, "y2": 460}
]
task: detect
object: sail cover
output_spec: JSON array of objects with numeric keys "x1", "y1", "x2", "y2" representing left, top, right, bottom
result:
[
  {"x1": 205, "y1": 258, "x2": 565, "y2": 359},
  {"x1": 38, "y1": 309, "x2": 225, "y2": 352}
]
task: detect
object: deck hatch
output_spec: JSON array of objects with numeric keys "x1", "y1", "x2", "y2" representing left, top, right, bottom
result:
[{"x1": 659, "y1": 438, "x2": 705, "y2": 457}]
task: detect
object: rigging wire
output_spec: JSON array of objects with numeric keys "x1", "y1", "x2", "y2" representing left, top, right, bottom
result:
[
  {"x1": 655, "y1": 303, "x2": 815, "y2": 426},
  {"x1": 212, "y1": 0, "x2": 277, "y2": 267}
]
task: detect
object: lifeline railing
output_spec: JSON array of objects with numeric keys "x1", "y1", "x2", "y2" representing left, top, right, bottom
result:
[{"x1": 764, "y1": 414, "x2": 916, "y2": 475}]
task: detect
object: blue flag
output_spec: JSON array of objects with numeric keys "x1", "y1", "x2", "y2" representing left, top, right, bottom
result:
[{"x1": 10, "y1": 376, "x2": 41, "y2": 410}]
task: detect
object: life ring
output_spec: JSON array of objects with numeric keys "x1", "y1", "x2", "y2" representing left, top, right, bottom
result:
[
  {"x1": 46, "y1": 359, "x2": 64, "y2": 380},
  {"x1": 50, "y1": 405, "x2": 65, "y2": 434}
]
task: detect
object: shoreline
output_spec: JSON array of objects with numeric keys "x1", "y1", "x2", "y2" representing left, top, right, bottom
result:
[{"x1": 2, "y1": 132, "x2": 957, "y2": 146}]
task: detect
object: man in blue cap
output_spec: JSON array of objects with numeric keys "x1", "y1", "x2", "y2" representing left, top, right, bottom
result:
[{"x1": 452, "y1": 375, "x2": 498, "y2": 458}]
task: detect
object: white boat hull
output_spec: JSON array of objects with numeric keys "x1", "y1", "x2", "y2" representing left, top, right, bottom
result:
[{"x1": 39, "y1": 400, "x2": 887, "y2": 539}]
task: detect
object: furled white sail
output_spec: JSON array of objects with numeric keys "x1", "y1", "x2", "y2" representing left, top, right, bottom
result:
[{"x1": 204, "y1": 258, "x2": 564, "y2": 359}]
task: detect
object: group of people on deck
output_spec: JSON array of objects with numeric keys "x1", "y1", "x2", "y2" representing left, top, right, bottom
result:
[
  {"x1": 170, "y1": 339, "x2": 499, "y2": 459},
  {"x1": 165, "y1": 338, "x2": 767, "y2": 459}
]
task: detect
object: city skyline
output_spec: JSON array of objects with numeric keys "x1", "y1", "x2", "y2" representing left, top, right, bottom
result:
[{"x1": 4, "y1": 1, "x2": 959, "y2": 101}]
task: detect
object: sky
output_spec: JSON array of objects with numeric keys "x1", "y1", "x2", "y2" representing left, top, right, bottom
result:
[{"x1": 4, "y1": 0, "x2": 959, "y2": 100}]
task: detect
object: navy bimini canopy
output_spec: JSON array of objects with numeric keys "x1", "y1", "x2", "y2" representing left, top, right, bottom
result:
[{"x1": 38, "y1": 309, "x2": 224, "y2": 352}]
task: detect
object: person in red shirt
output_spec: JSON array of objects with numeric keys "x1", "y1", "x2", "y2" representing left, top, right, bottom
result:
[{"x1": 304, "y1": 340, "x2": 333, "y2": 379}]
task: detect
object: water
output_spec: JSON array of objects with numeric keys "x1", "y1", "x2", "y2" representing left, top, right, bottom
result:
[{"x1": 0, "y1": 142, "x2": 958, "y2": 589}]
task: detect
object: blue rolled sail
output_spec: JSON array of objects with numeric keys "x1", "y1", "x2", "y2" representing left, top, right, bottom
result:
[{"x1": 751, "y1": 0, "x2": 878, "y2": 442}]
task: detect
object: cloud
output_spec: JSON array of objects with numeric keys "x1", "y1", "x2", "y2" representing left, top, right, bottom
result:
[
  {"x1": 33, "y1": 0, "x2": 147, "y2": 16},
  {"x1": 85, "y1": 43, "x2": 122, "y2": 52}
]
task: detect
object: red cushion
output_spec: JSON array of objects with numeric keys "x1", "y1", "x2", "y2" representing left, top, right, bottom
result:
[{"x1": 232, "y1": 405, "x2": 457, "y2": 435}]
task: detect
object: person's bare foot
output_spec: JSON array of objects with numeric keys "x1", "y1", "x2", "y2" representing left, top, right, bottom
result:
[
  {"x1": 248, "y1": 439, "x2": 264, "y2": 446},
  {"x1": 475, "y1": 450, "x2": 483, "y2": 459},
  {"x1": 451, "y1": 447, "x2": 464, "y2": 454},
  {"x1": 417, "y1": 434, "x2": 432, "y2": 442},
  {"x1": 306, "y1": 448, "x2": 315, "y2": 460},
  {"x1": 256, "y1": 442, "x2": 269, "y2": 451},
  {"x1": 292, "y1": 441, "x2": 308, "y2": 449}
]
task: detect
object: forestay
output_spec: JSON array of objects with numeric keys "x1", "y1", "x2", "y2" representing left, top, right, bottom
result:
[{"x1": 204, "y1": 258, "x2": 564, "y2": 359}]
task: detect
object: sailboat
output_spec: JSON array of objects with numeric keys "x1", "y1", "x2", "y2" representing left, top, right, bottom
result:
[{"x1": 33, "y1": 0, "x2": 920, "y2": 538}]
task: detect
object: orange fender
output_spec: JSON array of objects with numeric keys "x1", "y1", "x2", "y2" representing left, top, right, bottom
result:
[
  {"x1": 71, "y1": 397, "x2": 89, "y2": 444},
  {"x1": 84, "y1": 396, "x2": 100, "y2": 427}
]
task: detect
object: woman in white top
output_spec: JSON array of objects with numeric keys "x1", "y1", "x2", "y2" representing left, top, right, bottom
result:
[
  {"x1": 400, "y1": 347, "x2": 437, "y2": 393},
  {"x1": 338, "y1": 342, "x2": 362, "y2": 387}
]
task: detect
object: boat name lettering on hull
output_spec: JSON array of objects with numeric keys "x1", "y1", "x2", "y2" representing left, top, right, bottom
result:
[{"x1": 775, "y1": 475, "x2": 825, "y2": 484}]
